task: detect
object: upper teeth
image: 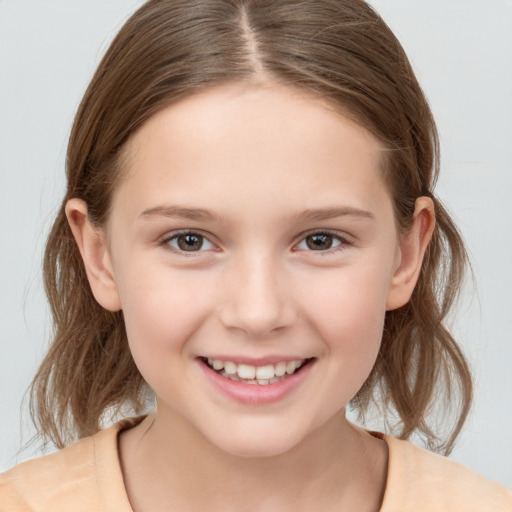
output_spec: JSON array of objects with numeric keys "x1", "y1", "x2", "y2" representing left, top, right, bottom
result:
[{"x1": 207, "y1": 358, "x2": 305, "y2": 380}]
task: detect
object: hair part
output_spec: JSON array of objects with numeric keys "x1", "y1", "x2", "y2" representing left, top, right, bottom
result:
[{"x1": 30, "y1": 0, "x2": 472, "y2": 454}]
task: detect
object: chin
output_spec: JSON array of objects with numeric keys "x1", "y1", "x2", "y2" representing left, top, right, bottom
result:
[
  {"x1": 204, "y1": 425, "x2": 306, "y2": 459},
  {"x1": 215, "y1": 439, "x2": 299, "y2": 459}
]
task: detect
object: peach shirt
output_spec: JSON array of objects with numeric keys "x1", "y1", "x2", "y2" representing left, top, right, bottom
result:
[{"x1": 1, "y1": 416, "x2": 511, "y2": 511}]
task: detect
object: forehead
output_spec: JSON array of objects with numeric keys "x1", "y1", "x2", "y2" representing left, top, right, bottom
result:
[{"x1": 113, "y1": 82, "x2": 391, "y2": 221}]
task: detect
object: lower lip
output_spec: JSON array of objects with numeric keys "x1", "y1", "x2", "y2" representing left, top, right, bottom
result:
[{"x1": 197, "y1": 359, "x2": 315, "y2": 405}]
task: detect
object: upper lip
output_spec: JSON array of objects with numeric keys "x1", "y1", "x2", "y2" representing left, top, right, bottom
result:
[{"x1": 199, "y1": 355, "x2": 313, "y2": 366}]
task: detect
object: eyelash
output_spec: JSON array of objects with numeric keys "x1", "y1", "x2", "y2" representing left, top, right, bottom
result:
[
  {"x1": 159, "y1": 229, "x2": 352, "y2": 256},
  {"x1": 159, "y1": 230, "x2": 216, "y2": 256},
  {"x1": 295, "y1": 229, "x2": 352, "y2": 256}
]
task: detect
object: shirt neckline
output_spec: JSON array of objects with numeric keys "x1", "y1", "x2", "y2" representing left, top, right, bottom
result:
[{"x1": 108, "y1": 415, "x2": 393, "y2": 512}]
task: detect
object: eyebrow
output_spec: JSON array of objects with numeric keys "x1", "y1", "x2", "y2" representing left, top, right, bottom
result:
[
  {"x1": 139, "y1": 205, "x2": 220, "y2": 221},
  {"x1": 296, "y1": 207, "x2": 375, "y2": 223},
  {"x1": 139, "y1": 205, "x2": 374, "y2": 223}
]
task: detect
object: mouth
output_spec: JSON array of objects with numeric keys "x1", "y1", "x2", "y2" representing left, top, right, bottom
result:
[{"x1": 200, "y1": 357, "x2": 314, "y2": 386}]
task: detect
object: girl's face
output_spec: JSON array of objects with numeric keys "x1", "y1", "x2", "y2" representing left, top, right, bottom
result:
[{"x1": 84, "y1": 83, "x2": 427, "y2": 457}]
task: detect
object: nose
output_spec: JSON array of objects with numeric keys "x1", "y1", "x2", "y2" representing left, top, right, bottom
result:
[{"x1": 217, "y1": 252, "x2": 296, "y2": 338}]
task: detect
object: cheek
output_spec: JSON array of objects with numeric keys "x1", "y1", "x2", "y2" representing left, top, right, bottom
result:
[
  {"x1": 299, "y1": 261, "x2": 392, "y2": 365},
  {"x1": 115, "y1": 263, "x2": 216, "y2": 366}
]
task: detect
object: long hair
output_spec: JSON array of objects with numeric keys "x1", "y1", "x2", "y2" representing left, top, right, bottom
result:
[{"x1": 30, "y1": 0, "x2": 472, "y2": 454}]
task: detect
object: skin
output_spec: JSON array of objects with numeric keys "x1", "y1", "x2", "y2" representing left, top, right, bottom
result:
[{"x1": 67, "y1": 82, "x2": 434, "y2": 511}]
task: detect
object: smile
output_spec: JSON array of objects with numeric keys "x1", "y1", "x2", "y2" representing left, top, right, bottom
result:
[
  {"x1": 198, "y1": 356, "x2": 316, "y2": 405},
  {"x1": 205, "y1": 358, "x2": 308, "y2": 385}
]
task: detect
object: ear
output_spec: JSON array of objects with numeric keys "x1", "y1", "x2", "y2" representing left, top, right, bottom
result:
[
  {"x1": 65, "y1": 198, "x2": 122, "y2": 312},
  {"x1": 386, "y1": 196, "x2": 435, "y2": 311}
]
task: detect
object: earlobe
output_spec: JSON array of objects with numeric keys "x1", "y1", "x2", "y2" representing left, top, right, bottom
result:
[
  {"x1": 65, "y1": 198, "x2": 122, "y2": 312},
  {"x1": 386, "y1": 196, "x2": 435, "y2": 311}
]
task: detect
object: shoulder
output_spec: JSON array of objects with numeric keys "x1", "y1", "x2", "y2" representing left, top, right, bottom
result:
[
  {"x1": 380, "y1": 433, "x2": 512, "y2": 512},
  {"x1": 0, "y1": 417, "x2": 142, "y2": 512},
  {"x1": 0, "y1": 434, "x2": 97, "y2": 511}
]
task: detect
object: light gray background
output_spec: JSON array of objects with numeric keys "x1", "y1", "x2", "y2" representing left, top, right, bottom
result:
[{"x1": 1, "y1": 0, "x2": 511, "y2": 488}]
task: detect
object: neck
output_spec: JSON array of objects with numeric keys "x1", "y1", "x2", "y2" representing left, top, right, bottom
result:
[{"x1": 119, "y1": 409, "x2": 388, "y2": 512}]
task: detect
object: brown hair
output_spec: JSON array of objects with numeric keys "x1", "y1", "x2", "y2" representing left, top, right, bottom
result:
[{"x1": 30, "y1": 0, "x2": 472, "y2": 454}]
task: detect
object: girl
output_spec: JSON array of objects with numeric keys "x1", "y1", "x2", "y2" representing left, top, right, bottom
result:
[{"x1": 1, "y1": 0, "x2": 511, "y2": 510}]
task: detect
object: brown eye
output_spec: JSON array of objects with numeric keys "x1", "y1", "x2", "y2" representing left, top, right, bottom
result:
[
  {"x1": 165, "y1": 232, "x2": 214, "y2": 252},
  {"x1": 305, "y1": 233, "x2": 334, "y2": 250},
  {"x1": 177, "y1": 234, "x2": 204, "y2": 251},
  {"x1": 296, "y1": 232, "x2": 344, "y2": 252}
]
